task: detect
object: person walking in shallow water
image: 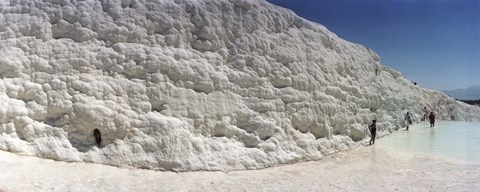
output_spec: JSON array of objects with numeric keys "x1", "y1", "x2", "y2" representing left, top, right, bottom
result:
[
  {"x1": 404, "y1": 112, "x2": 412, "y2": 131},
  {"x1": 429, "y1": 112, "x2": 436, "y2": 127},
  {"x1": 368, "y1": 120, "x2": 377, "y2": 145},
  {"x1": 423, "y1": 107, "x2": 429, "y2": 121}
]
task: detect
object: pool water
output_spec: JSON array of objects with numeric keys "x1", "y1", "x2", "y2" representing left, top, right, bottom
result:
[{"x1": 381, "y1": 121, "x2": 480, "y2": 164}]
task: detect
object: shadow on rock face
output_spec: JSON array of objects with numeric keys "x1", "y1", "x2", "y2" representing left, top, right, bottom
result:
[{"x1": 93, "y1": 129, "x2": 102, "y2": 146}]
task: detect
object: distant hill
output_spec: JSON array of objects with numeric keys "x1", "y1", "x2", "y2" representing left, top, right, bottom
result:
[
  {"x1": 457, "y1": 99, "x2": 480, "y2": 106},
  {"x1": 443, "y1": 86, "x2": 480, "y2": 100}
]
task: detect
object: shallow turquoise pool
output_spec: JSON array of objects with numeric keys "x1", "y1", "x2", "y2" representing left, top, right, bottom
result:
[{"x1": 381, "y1": 121, "x2": 480, "y2": 164}]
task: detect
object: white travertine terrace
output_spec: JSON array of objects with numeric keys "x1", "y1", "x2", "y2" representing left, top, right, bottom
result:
[{"x1": 0, "y1": 0, "x2": 478, "y2": 171}]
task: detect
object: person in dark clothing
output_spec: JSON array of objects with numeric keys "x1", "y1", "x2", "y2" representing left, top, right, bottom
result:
[
  {"x1": 429, "y1": 112, "x2": 435, "y2": 127},
  {"x1": 369, "y1": 120, "x2": 377, "y2": 145}
]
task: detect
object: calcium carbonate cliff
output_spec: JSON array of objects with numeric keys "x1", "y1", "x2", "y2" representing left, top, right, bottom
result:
[{"x1": 0, "y1": 0, "x2": 479, "y2": 171}]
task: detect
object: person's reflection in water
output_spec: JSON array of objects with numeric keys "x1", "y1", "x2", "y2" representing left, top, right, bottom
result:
[
  {"x1": 367, "y1": 145, "x2": 378, "y2": 172},
  {"x1": 429, "y1": 128, "x2": 435, "y2": 151},
  {"x1": 369, "y1": 144, "x2": 377, "y2": 162}
]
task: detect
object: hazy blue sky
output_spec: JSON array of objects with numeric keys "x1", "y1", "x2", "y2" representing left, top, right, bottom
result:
[{"x1": 266, "y1": 0, "x2": 479, "y2": 90}]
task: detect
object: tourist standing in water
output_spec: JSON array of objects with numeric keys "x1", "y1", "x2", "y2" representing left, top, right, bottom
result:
[
  {"x1": 404, "y1": 112, "x2": 412, "y2": 131},
  {"x1": 369, "y1": 120, "x2": 377, "y2": 145},
  {"x1": 429, "y1": 112, "x2": 436, "y2": 127},
  {"x1": 423, "y1": 107, "x2": 429, "y2": 121}
]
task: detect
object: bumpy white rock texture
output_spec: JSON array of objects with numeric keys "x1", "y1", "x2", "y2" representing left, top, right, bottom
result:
[{"x1": 0, "y1": 0, "x2": 479, "y2": 171}]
